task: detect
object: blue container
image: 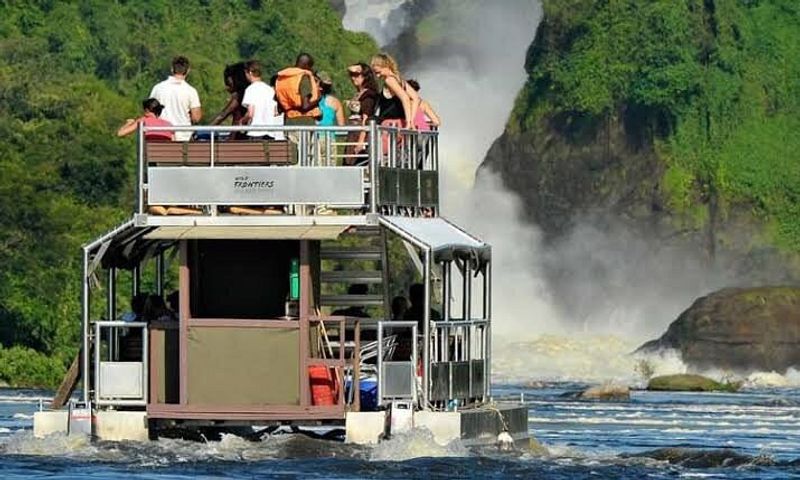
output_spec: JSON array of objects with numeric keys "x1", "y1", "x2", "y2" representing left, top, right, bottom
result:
[{"x1": 346, "y1": 378, "x2": 378, "y2": 411}]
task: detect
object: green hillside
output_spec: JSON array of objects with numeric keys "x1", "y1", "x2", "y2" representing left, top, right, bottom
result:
[
  {"x1": 0, "y1": 0, "x2": 376, "y2": 387},
  {"x1": 485, "y1": 0, "x2": 800, "y2": 266}
]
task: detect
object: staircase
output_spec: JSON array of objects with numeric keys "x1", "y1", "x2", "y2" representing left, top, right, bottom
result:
[{"x1": 319, "y1": 226, "x2": 389, "y2": 314}]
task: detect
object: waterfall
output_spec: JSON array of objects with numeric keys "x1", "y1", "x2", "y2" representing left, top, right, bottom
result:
[{"x1": 342, "y1": 0, "x2": 412, "y2": 47}]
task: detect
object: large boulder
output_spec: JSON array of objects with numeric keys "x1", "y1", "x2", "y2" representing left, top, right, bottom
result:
[
  {"x1": 579, "y1": 383, "x2": 630, "y2": 401},
  {"x1": 638, "y1": 287, "x2": 800, "y2": 373}
]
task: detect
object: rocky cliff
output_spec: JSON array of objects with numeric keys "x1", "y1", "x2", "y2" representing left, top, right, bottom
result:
[
  {"x1": 481, "y1": 0, "x2": 800, "y2": 281},
  {"x1": 638, "y1": 287, "x2": 800, "y2": 373}
]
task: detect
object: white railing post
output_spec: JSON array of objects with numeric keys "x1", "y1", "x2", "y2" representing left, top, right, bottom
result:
[
  {"x1": 423, "y1": 249, "x2": 431, "y2": 408},
  {"x1": 369, "y1": 120, "x2": 379, "y2": 213},
  {"x1": 137, "y1": 122, "x2": 145, "y2": 214},
  {"x1": 82, "y1": 248, "x2": 90, "y2": 404}
]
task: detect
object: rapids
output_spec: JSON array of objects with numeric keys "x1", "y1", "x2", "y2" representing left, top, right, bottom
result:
[{"x1": 1, "y1": 387, "x2": 799, "y2": 478}]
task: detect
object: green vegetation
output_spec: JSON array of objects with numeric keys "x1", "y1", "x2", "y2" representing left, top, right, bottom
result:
[
  {"x1": 510, "y1": 0, "x2": 800, "y2": 248},
  {"x1": 0, "y1": 0, "x2": 376, "y2": 388},
  {"x1": 647, "y1": 373, "x2": 741, "y2": 393},
  {"x1": 0, "y1": 346, "x2": 66, "y2": 389}
]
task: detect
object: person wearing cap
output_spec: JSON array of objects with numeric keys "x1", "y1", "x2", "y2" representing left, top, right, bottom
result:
[
  {"x1": 149, "y1": 56, "x2": 202, "y2": 142},
  {"x1": 316, "y1": 71, "x2": 345, "y2": 127},
  {"x1": 117, "y1": 98, "x2": 174, "y2": 141}
]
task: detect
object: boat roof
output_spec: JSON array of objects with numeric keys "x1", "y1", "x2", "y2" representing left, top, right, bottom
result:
[
  {"x1": 379, "y1": 216, "x2": 490, "y2": 265},
  {"x1": 85, "y1": 215, "x2": 490, "y2": 270}
]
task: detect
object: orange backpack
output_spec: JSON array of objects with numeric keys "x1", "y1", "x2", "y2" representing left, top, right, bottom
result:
[{"x1": 275, "y1": 67, "x2": 321, "y2": 119}]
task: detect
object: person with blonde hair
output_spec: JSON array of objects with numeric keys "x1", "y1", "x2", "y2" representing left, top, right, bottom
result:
[{"x1": 370, "y1": 52, "x2": 420, "y2": 130}]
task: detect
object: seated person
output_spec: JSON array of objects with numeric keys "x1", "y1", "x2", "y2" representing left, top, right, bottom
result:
[
  {"x1": 144, "y1": 294, "x2": 173, "y2": 323},
  {"x1": 331, "y1": 284, "x2": 375, "y2": 341},
  {"x1": 403, "y1": 283, "x2": 441, "y2": 334},
  {"x1": 166, "y1": 290, "x2": 180, "y2": 321},
  {"x1": 391, "y1": 295, "x2": 409, "y2": 320},
  {"x1": 120, "y1": 293, "x2": 148, "y2": 322},
  {"x1": 117, "y1": 98, "x2": 174, "y2": 141}
]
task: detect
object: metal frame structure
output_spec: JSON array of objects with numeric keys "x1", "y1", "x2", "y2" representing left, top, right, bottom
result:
[
  {"x1": 94, "y1": 321, "x2": 149, "y2": 406},
  {"x1": 376, "y1": 320, "x2": 418, "y2": 405},
  {"x1": 73, "y1": 121, "x2": 491, "y2": 428}
]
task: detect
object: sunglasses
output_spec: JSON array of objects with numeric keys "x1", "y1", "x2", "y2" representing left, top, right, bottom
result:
[{"x1": 348, "y1": 71, "x2": 363, "y2": 77}]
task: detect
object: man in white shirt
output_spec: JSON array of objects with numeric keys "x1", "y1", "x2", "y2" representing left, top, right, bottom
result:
[
  {"x1": 241, "y1": 60, "x2": 284, "y2": 141},
  {"x1": 149, "y1": 56, "x2": 202, "y2": 142}
]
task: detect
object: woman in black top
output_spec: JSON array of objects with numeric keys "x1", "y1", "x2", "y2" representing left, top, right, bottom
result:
[{"x1": 370, "y1": 53, "x2": 419, "y2": 128}]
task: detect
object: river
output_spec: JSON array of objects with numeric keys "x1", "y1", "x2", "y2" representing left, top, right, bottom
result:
[{"x1": 1, "y1": 386, "x2": 798, "y2": 478}]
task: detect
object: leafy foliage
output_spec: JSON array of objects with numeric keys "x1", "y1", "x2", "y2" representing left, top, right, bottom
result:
[
  {"x1": 0, "y1": 0, "x2": 376, "y2": 387},
  {"x1": 0, "y1": 346, "x2": 66, "y2": 388},
  {"x1": 514, "y1": 0, "x2": 800, "y2": 248}
]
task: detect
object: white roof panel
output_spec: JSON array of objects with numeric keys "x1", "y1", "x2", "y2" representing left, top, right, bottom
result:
[{"x1": 379, "y1": 216, "x2": 490, "y2": 264}]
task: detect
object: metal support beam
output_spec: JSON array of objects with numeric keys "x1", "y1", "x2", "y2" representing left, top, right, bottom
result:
[
  {"x1": 422, "y1": 249, "x2": 431, "y2": 409},
  {"x1": 485, "y1": 261, "x2": 492, "y2": 401},
  {"x1": 137, "y1": 121, "x2": 145, "y2": 214},
  {"x1": 132, "y1": 265, "x2": 140, "y2": 298},
  {"x1": 369, "y1": 120, "x2": 379, "y2": 214},
  {"x1": 107, "y1": 267, "x2": 116, "y2": 320},
  {"x1": 443, "y1": 261, "x2": 451, "y2": 321},
  {"x1": 465, "y1": 262, "x2": 472, "y2": 321},
  {"x1": 156, "y1": 252, "x2": 165, "y2": 296},
  {"x1": 81, "y1": 248, "x2": 90, "y2": 404}
]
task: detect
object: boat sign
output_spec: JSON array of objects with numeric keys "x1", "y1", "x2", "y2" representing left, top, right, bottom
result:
[{"x1": 148, "y1": 166, "x2": 364, "y2": 205}]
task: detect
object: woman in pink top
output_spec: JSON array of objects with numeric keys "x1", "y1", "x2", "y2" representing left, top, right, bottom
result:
[
  {"x1": 406, "y1": 79, "x2": 441, "y2": 131},
  {"x1": 117, "y1": 98, "x2": 174, "y2": 141}
]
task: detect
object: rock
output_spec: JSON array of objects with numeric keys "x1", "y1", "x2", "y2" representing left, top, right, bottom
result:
[
  {"x1": 638, "y1": 287, "x2": 800, "y2": 373},
  {"x1": 627, "y1": 447, "x2": 772, "y2": 468},
  {"x1": 579, "y1": 383, "x2": 630, "y2": 401},
  {"x1": 646, "y1": 374, "x2": 737, "y2": 392}
]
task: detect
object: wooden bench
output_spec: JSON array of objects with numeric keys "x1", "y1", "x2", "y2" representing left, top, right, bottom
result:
[{"x1": 146, "y1": 141, "x2": 296, "y2": 166}]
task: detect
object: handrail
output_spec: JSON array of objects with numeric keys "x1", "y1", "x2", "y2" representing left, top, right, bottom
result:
[
  {"x1": 137, "y1": 121, "x2": 440, "y2": 218},
  {"x1": 431, "y1": 319, "x2": 488, "y2": 328}
]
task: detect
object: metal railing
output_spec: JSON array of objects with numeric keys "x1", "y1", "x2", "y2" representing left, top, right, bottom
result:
[
  {"x1": 137, "y1": 122, "x2": 439, "y2": 217},
  {"x1": 429, "y1": 319, "x2": 489, "y2": 405},
  {"x1": 93, "y1": 321, "x2": 149, "y2": 407},
  {"x1": 377, "y1": 321, "x2": 418, "y2": 406}
]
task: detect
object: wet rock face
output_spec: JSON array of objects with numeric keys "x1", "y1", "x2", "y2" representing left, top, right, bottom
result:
[
  {"x1": 638, "y1": 287, "x2": 800, "y2": 373},
  {"x1": 579, "y1": 383, "x2": 630, "y2": 402},
  {"x1": 628, "y1": 447, "x2": 773, "y2": 468},
  {"x1": 481, "y1": 110, "x2": 664, "y2": 239}
]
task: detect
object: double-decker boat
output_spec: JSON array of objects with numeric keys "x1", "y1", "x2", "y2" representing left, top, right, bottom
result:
[{"x1": 34, "y1": 122, "x2": 528, "y2": 447}]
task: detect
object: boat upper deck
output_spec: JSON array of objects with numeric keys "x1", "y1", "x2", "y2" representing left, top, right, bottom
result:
[{"x1": 136, "y1": 122, "x2": 439, "y2": 230}]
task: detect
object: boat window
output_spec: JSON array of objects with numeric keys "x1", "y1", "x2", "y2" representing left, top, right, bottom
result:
[{"x1": 189, "y1": 240, "x2": 298, "y2": 319}]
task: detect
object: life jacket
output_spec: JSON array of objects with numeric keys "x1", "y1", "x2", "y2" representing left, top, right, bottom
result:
[{"x1": 275, "y1": 67, "x2": 321, "y2": 119}]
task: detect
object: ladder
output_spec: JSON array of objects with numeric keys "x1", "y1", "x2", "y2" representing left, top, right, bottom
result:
[{"x1": 319, "y1": 226, "x2": 390, "y2": 315}]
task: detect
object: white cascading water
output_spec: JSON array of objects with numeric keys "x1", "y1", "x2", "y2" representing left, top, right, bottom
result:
[{"x1": 342, "y1": 0, "x2": 800, "y2": 386}]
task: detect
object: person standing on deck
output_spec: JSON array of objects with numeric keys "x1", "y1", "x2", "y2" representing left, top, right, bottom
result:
[
  {"x1": 241, "y1": 60, "x2": 284, "y2": 141},
  {"x1": 149, "y1": 56, "x2": 202, "y2": 142},
  {"x1": 316, "y1": 71, "x2": 345, "y2": 127},
  {"x1": 275, "y1": 53, "x2": 321, "y2": 128},
  {"x1": 210, "y1": 62, "x2": 249, "y2": 140}
]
